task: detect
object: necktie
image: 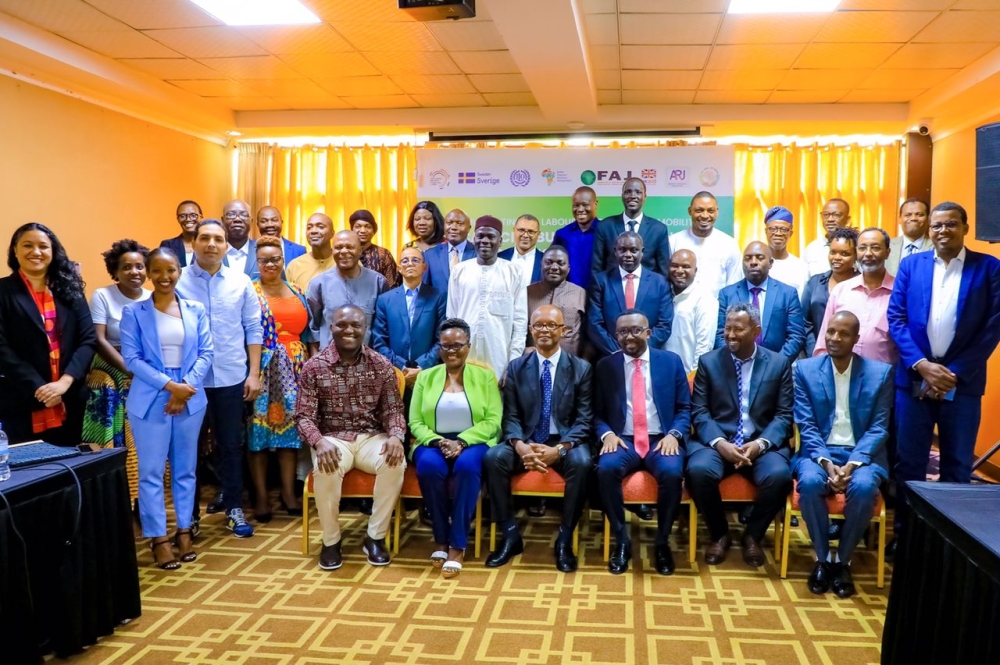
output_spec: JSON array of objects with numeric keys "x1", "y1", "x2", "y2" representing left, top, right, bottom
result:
[
  {"x1": 905, "y1": 244, "x2": 916, "y2": 257},
  {"x1": 627, "y1": 220, "x2": 636, "y2": 233},
  {"x1": 450, "y1": 246, "x2": 459, "y2": 268},
  {"x1": 533, "y1": 359, "x2": 553, "y2": 443},
  {"x1": 625, "y1": 273, "x2": 636, "y2": 309},
  {"x1": 733, "y1": 357, "x2": 745, "y2": 448},
  {"x1": 631, "y1": 358, "x2": 649, "y2": 457},
  {"x1": 750, "y1": 286, "x2": 763, "y2": 344}
]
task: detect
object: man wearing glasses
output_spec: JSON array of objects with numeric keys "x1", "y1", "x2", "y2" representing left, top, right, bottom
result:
[
  {"x1": 221, "y1": 199, "x2": 260, "y2": 279},
  {"x1": 594, "y1": 310, "x2": 691, "y2": 576},
  {"x1": 160, "y1": 200, "x2": 202, "y2": 267},
  {"x1": 763, "y1": 206, "x2": 809, "y2": 298},
  {"x1": 804, "y1": 198, "x2": 853, "y2": 277},
  {"x1": 887, "y1": 201, "x2": 1000, "y2": 557},
  {"x1": 485, "y1": 305, "x2": 593, "y2": 572},
  {"x1": 499, "y1": 214, "x2": 544, "y2": 285}
]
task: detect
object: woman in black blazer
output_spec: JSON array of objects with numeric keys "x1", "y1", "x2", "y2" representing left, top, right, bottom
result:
[
  {"x1": 0, "y1": 223, "x2": 97, "y2": 445},
  {"x1": 800, "y1": 227, "x2": 859, "y2": 355}
]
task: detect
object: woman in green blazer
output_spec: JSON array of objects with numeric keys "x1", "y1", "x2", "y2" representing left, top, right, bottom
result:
[{"x1": 409, "y1": 318, "x2": 502, "y2": 578}]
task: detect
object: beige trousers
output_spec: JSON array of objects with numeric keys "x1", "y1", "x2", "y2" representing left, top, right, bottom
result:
[{"x1": 311, "y1": 434, "x2": 405, "y2": 545}]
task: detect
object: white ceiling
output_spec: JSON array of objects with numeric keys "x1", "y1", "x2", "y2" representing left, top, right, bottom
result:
[{"x1": 1, "y1": 0, "x2": 999, "y2": 140}]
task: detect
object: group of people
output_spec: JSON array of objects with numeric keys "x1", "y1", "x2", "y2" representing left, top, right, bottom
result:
[{"x1": 1, "y1": 180, "x2": 998, "y2": 598}]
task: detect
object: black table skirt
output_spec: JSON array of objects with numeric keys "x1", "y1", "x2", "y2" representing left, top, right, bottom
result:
[
  {"x1": 882, "y1": 482, "x2": 1000, "y2": 664},
  {"x1": 0, "y1": 449, "x2": 141, "y2": 663}
]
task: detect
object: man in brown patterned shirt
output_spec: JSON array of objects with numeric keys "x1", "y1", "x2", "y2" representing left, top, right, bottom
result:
[{"x1": 295, "y1": 304, "x2": 406, "y2": 570}]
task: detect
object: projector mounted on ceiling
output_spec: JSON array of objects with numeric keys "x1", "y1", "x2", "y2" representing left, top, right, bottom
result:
[{"x1": 398, "y1": 0, "x2": 475, "y2": 21}]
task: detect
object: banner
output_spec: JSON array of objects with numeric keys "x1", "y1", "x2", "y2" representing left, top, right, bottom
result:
[{"x1": 416, "y1": 146, "x2": 735, "y2": 247}]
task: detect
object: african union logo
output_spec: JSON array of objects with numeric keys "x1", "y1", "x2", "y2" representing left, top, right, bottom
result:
[
  {"x1": 510, "y1": 169, "x2": 531, "y2": 187},
  {"x1": 700, "y1": 167, "x2": 720, "y2": 187},
  {"x1": 580, "y1": 170, "x2": 596, "y2": 185},
  {"x1": 429, "y1": 168, "x2": 449, "y2": 189},
  {"x1": 458, "y1": 171, "x2": 476, "y2": 184},
  {"x1": 541, "y1": 168, "x2": 555, "y2": 186}
]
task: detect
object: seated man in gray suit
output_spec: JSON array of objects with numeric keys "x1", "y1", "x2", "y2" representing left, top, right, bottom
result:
[{"x1": 793, "y1": 311, "x2": 893, "y2": 599}]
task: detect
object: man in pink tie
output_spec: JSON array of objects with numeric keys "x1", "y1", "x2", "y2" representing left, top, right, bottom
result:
[{"x1": 594, "y1": 310, "x2": 692, "y2": 575}]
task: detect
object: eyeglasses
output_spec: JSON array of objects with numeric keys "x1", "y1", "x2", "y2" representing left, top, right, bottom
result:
[
  {"x1": 821, "y1": 212, "x2": 846, "y2": 220},
  {"x1": 766, "y1": 226, "x2": 792, "y2": 235},
  {"x1": 515, "y1": 229, "x2": 539, "y2": 236},
  {"x1": 615, "y1": 326, "x2": 649, "y2": 339},
  {"x1": 531, "y1": 323, "x2": 564, "y2": 332},
  {"x1": 929, "y1": 221, "x2": 962, "y2": 231},
  {"x1": 399, "y1": 257, "x2": 424, "y2": 265},
  {"x1": 177, "y1": 213, "x2": 200, "y2": 221},
  {"x1": 223, "y1": 211, "x2": 251, "y2": 220},
  {"x1": 256, "y1": 256, "x2": 284, "y2": 266},
  {"x1": 440, "y1": 343, "x2": 468, "y2": 352}
]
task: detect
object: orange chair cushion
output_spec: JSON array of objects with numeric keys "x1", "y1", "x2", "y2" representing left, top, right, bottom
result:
[
  {"x1": 618, "y1": 471, "x2": 691, "y2": 503},
  {"x1": 719, "y1": 473, "x2": 758, "y2": 501},
  {"x1": 511, "y1": 469, "x2": 566, "y2": 495},
  {"x1": 401, "y1": 465, "x2": 422, "y2": 498},
  {"x1": 791, "y1": 483, "x2": 884, "y2": 517}
]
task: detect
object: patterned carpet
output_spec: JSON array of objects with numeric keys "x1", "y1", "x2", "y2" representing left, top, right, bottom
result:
[{"x1": 66, "y1": 498, "x2": 890, "y2": 665}]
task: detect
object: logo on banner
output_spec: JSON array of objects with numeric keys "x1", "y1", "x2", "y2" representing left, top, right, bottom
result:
[
  {"x1": 458, "y1": 171, "x2": 500, "y2": 186},
  {"x1": 579, "y1": 169, "x2": 657, "y2": 186},
  {"x1": 458, "y1": 171, "x2": 476, "y2": 184},
  {"x1": 429, "y1": 169, "x2": 449, "y2": 189},
  {"x1": 510, "y1": 169, "x2": 531, "y2": 187},
  {"x1": 641, "y1": 168, "x2": 658, "y2": 185},
  {"x1": 700, "y1": 167, "x2": 720, "y2": 187},
  {"x1": 541, "y1": 168, "x2": 556, "y2": 186},
  {"x1": 580, "y1": 170, "x2": 597, "y2": 185},
  {"x1": 666, "y1": 168, "x2": 687, "y2": 187}
]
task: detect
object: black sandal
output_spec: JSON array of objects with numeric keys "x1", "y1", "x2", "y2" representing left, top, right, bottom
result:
[
  {"x1": 173, "y1": 529, "x2": 197, "y2": 563},
  {"x1": 151, "y1": 537, "x2": 181, "y2": 570}
]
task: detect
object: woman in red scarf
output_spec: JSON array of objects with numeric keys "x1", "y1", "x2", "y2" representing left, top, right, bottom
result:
[{"x1": 0, "y1": 223, "x2": 97, "y2": 445}]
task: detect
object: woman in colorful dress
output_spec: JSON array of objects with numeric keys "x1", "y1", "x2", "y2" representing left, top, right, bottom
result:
[
  {"x1": 82, "y1": 239, "x2": 151, "y2": 515},
  {"x1": 248, "y1": 235, "x2": 313, "y2": 521},
  {"x1": 404, "y1": 201, "x2": 445, "y2": 252}
]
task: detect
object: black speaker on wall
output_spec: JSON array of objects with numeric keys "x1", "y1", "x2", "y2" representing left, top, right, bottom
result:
[{"x1": 976, "y1": 122, "x2": 1000, "y2": 242}]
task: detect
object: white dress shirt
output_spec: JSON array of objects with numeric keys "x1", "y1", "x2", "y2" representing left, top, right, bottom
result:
[
  {"x1": 665, "y1": 284, "x2": 718, "y2": 374},
  {"x1": 226, "y1": 242, "x2": 249, "y2": 276},
  {"x1": 827, "y1": 358, "x2": 856, "y2": 448},
  {"x1": 669, "y1": 228, "x2": 743, "y2": 298},
  {"x1": 621, "y1": 347, "x2": 663, "y2": 437},
  {"x1": 537, "y1": 348, "x2": 562, "y2": 435},
  {"x1": 510, "y1": 247, "x2": 538, "y2": 286},
  {"x1": 623, "y1": 212, "x2": 645, "y2": 233},
  {"x1": 769, "y1": 253, "x2": 809, "y2": 299},
  {"x1": 927, "y1": 247, "x2": 965, "y2": 359}
]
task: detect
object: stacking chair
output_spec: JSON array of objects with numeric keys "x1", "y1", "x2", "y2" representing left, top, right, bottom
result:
[
  {"x1": 489, "y1": 469, "x2": 580, "y2": 556},
  {"x1": 394, "y1": 465, "x2": 484, "y2": 559},
  {"x1": 601, "y1": 471, "x2": 695, "y2": 563}
]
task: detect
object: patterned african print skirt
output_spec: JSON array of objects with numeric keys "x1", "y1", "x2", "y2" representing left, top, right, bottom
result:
[
  {"x1": 82, "y1": 355, "x2": 140, "y2": 500},
  {"x1": 248, "y1": 341, "x2": 306, "y2": 452}
]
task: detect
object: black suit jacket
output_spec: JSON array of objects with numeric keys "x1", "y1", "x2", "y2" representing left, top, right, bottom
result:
[
  {"x1": 0, "y1": 274, "x2": 97, "y2": 418},
  {"x1": 690, "y1": 345, "x2": 794, "y2": 456},
  {"x1": 591, "y1": 213, "x2": 671, "y2": 276},
  {"x1": 160, "y1": 235, "x2": 188, "y2": 267},
  {"x1": 501, "y1": 350, "x2": 593, "y2": 447}
]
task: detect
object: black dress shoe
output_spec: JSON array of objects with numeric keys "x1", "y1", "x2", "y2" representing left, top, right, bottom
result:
[
  {"x1": 485, "y1": 536, "x2": 524, "y2": 568},
  {"x1": 363, "y1": 536, "x2": 391, "y2": 566},
  {"x1": 807, "y1": 560, "x2": 832, "y2": 594},
  {"x1": 631, "y1": 503, "x2": 654, "y2": 521},
  {"x1": 790, "y1": 516, "x2": 799, "y2": 527},
  {"x1": 555, "y1": 540, "x2": 578, "y2": 573},
  {"x1": 832, "y1": 563, "x2": 856, "y2": 599},
  {"x1": 885, "y1": 537, "x2": 898, "y2": 563},
  {"x1": 738, "y1": 505, "x2": 752, "y2": 525},
  {"x1": 655, "y1": 544, "x2": 675, "y2": 575},
  {"x1": 319, "y1": 542, "x2": 342, "y2": 570},
  {"x1": 206, "y1": 493, "x2": 225, "y2": 514},
  {"x1": 608, "y1": 541, "x2": 632, "y2": 575},
  {"x1": 829, "y1": 520, "x2": 843, "y2": 540},
  {"x1": 359, "y1": 498, "x2": 374, "y2": 516},
  {"x1": 528, "y1": 498, "x2": 547, "y2": 517}
]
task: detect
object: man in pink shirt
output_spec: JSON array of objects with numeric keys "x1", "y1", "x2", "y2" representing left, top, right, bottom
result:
[{"x1": 814, "y1": 228, "x2": 897, "y2": 365}]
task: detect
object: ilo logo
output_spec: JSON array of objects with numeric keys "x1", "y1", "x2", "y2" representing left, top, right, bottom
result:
[
  {"x1": 510, "y1": 169, "x2": 531, "y2": 187},
  {"x1": 580, "y1": 170, "x2": 596, "y2": 185}
]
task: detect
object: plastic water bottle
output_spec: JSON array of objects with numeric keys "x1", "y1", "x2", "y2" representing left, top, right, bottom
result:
[{"x1": 0, "y1": 422, "x2": 9, "y2": 482}]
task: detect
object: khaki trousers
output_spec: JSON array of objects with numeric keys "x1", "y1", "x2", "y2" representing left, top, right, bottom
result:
[{"x1": 311, "y1": 434, "x2": 405, "y2": 545}]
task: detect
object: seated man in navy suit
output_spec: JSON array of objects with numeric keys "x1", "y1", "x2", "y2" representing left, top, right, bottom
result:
[
  {"x1": 485, "y1": 304, "x2": 593, "y2": 573},
  {"x1": 498, "y1": 214, "x2": 544, "y2": 286},
  {"x1": 716, "y1": 241, "x2": 805, "y2": 359},
  {"x1": 591, "y1": 177, "x2": 671, "y2": 276},
  {"x1": 588, "y1": 231, "x2": 673, "y2": 357},
  {"x1": 371, "y1": 247, "x2": 446, "y2": 395},
  {"x1": 422, "y1": 208, "x2": 474, "y2": 291},
  {"x1": 595, "y1": 310, "x2": 691, "y2": 576},
  {"x1": 688, "y1": 302, "x2": 794, "y2": 567},
  {"x1": 794, "y1": 311, "x2": 893, "y2": 599}
]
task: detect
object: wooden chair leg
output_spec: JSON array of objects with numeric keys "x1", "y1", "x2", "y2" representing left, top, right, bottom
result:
[
  {"x1": 489, "y1": 521, "x2": 496, "y2": 553},
  {"x1": 780, "y1": 502, "x2": 793, "y2": 579},
  {"x1": 773, "y1": 508, "x2": 783, "y2": 562},
  {"x1": 572, "y1": 524, "x2": 579, "y2": 557},
  {"x1": 688, "y1": 502, "x2": 698, "y2": 564},
  {"x1": 877, "y1": 513, "x2": 886, "y2": 589},
  {"x1": 301, "y1": 481, "x2": 312, "y2": 556},
  {"x1": 603, "y1": 515, "x2": 610, "y2": 562}
]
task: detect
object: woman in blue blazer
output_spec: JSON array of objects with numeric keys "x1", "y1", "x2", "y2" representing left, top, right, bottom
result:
[{"x1": 121, "y1": 247, "x2": 213, "y2": 570}]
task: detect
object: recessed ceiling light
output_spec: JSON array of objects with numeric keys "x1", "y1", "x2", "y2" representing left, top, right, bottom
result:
[
  {"x1": 728, "y1": 0, "x2": 841, "y2": 14},
  {"x1": 188, "y1": 0, "x2": 321, "y2": 26}
]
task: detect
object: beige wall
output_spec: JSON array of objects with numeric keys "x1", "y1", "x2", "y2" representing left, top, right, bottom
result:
[
  {"x1": 0, "y1": 75, "x2": 231, "y2": 293},
  {"x1": 931, "y1": 117, "x2": 1000, "y2": 463}
]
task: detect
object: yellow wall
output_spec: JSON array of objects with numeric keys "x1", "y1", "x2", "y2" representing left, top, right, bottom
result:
[
  {"x1": 931, "y1": 117, "x2": 1000, "y2": 463},
  {"x1": 0, "y1": 76, "x2": 231, "y2": 293}
]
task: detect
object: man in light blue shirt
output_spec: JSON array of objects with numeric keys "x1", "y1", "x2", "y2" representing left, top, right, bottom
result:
[{"x1": 177, "y1": 219, "x2": 264, "y2": 538}]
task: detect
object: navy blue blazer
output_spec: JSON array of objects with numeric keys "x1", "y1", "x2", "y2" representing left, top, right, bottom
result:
[
  {"x1": 716, "y1": 277, "x2": 805, "y2": 359},
  {"x1": 497, "y1": 247, "x2": 543, "y2": 283},
  {"x1": 371, "y1": 283, "x2": 446, "y2": 370},
  {"x1": 793, "y1": 354, "x2": 893, "y2": 470},
  {"x1": 159, "y1": 235, "x2": 189, "y2": 267},
  {"x1": 593, "y1": 348, "x2": 691, "y2": 450},
  {"x1": 587, "y1": 267, "x2": 674, "y2": 356},
  {"x1": 591, "y1": 213, "x2": 671, "y2": 276},
  {"x1": 422, "y1": 241, "x2": 476, "y2": 291},
  {"x1": 887, "y1": 248, "x2": 1000, "y2": 396},
  {"x1": 282, "y1": 237, "x2": 307, "y2": 263}
]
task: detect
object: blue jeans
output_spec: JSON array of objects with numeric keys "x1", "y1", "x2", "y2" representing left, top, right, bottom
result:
[
  {"x1": 794, "y1": 448, "x2": 887, "y2": 563},
  {"x1": 204, "y1": 383, "x2": 247, "y2": 512},
  {"x1": 413, "y1": 442, "x2": 489, "y2": 550}
]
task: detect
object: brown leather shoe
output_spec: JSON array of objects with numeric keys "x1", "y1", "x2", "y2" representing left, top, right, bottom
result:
[
  {"x1": 704, "y1": 533, "x2": 732, "y2": 565},
  {"x1": 742, "y1": 534, "x2": 766, "y2": 567},
  {"x1": 319, "y1": 542, "x2": 342, "y2": 570},
  {"x1": 363, "y1": 535, "x2": 391, "y2": 566}
]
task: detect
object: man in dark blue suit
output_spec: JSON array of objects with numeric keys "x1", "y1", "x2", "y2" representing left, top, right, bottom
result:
[
  {"x1": 595, "y1": 310, "x2": 691, "y2": 575},
  {"x1": 256, "y1": 205, "x2": 307, "y2": 263},
  {"x1": 588, "y1": 231, "x2": 673, "y2": 357},
  {"x1": 688, "y1": 302, "x2": 794, "y2": 567},
  {"x1": 160, "y1": 200, "x2": 202, "y2": 267},
  {"x1": 498, "y1": 214, "x2": 544, "y2": 285},
  {"x1": 794, "y1": 311, "x2": 893, "y2": 598},
  {"x1": 887, "y1": 201, "x2": 1000, "y2": 553},
  {"x1": 715, "y1": 241, "x2": 805, "y2": 359},
  {"x1": 422, "y1": 208, "x2": 474, "y2": 291},
  {"x1": 591, "y1": 177, "x2": 671, "y2": 276},
  {"x1": 485, "y1": 304, "x2": 593, "y2": 572},
  {"x1": 371, "y1": 247, "x2": 446, "y2": 394}
]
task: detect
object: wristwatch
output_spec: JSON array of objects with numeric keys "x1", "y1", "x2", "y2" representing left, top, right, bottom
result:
[
  {"x1": 668, "y1": 429, "x2": 684, "y2": 444},
  {"x1": 557, "y1": 443, "x2": 570, "y2": 458}
]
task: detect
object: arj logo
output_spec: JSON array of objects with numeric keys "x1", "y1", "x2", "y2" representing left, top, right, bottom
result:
[
  {"x1": 510, "y1": 169, "x2": 531, "y2": 187},
  {"x1": 580, "y1": 170, "x2": 596, "y2": 185}
]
